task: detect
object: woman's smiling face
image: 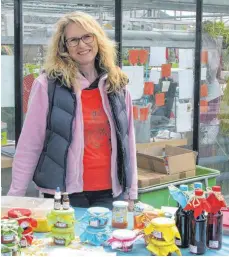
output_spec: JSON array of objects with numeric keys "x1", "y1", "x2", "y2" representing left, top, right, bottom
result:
[{"x1": 65, "y1": 22, "x2": 98, "y2": 66}]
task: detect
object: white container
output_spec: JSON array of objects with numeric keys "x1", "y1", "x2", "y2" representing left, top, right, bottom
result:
[{"x1": 1, "y1": 196, "x2": 53, "y2": 218}]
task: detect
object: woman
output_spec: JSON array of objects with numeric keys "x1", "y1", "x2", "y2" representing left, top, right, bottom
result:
[{"x1": 8, "y1": 12, "x2": 138, "y2": 209}]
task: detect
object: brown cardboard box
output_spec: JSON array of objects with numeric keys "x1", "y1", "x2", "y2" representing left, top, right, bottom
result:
[
  {"x1": 138, "y1": 168, "x2": 196, "y2": 188},
  {"x1": 136, "y1": 138, "x2": 188, "y2": 153},
  {"x1": 137, "y1": 145, "x2": 197, "y2": 175}
]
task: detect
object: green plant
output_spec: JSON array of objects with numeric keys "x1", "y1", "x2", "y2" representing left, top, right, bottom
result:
[
  {"x1": 219, "y1": 78, "x2": 229, "y2": 135},
  {"x1": 203, "y1": 21, "x2": 229, "y2": 51},
  {"x1": 24, "y1": 63, "x2": 41, "y2": 77}
]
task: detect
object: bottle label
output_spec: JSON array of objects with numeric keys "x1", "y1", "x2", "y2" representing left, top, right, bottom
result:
[
  {"x1": 55, "y1": 222, "x2": 67, "y2": 228},
  {"x1": 20, "y1": 239, "x2": 27, "y2": 247},
  {"x1": 3, "y1": 234, "x2": 14, "y2": 242},
  {"x1": 189, "y1": 245, "x2": 197, "y2": 254},
  {"x1": 209, "y1": 240, "x2": 219, "y2": 249},
  {"x1": 89, "y1": 220, "x2": 99, "y2": 227},
  {"x1": 54, "y1": 202, "x2": 61, "y2": 210},
  {"x1": 175, "y1": 239, "x2": 181, "y2": 246},
  {"x1": 63, "y1": 202, "x2": 69, "y2": 210},
  {"x1": 113, "y1": 207, "x2": 127, "y2": 224},
  {"x1": 20, "y1": 221, "x2": 29, "y2": 229},
  {"x1": 153, "y1": 230, "x2": 162, "y2": 239},
  {"x1": 54, "y1": 238, "x2": 65, "y2": 245}
]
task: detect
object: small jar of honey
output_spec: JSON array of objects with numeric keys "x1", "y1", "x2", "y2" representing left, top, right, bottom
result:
[{"x1": 112, "y1": 201, "x2": 128, "y2": 229}]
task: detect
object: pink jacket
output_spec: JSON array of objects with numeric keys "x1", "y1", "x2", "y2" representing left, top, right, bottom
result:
[{"x1": 8, "y1": 72, "x2": 138, "y2": 200}]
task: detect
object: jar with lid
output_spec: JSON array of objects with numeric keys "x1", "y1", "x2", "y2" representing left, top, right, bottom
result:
[
  {"x1": 107, "y1": 229, "x2": 140, "y2": 252},
  {"x1": 112, "y1": 201, "x2": 129, "y2": 229},
  {"x1": 144, "y1": 217, "x2": 181, "y2": 256},
  {"x1": 1, "y1": 220, "x2": 19, "y2": 244}
]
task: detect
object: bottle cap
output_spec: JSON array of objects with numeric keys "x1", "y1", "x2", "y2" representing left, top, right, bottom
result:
[
  {"x1": 180, "y1": 185, "x2": 188, "y2": 192},
  {"x1": 55, "y1": 187, "x2": 61, "y2": 199},
  {"x1": 212, "y1": 186, "x2": 221, "y2": 192},
  {"x1": 195, "y1": 189, "x2": 204, "y2": 196},
  {"x1": 194, "y1": 182, "x2": 202, "y2": 189}
]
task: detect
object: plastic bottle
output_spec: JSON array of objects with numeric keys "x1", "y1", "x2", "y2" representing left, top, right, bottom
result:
[
  {"x1": 193, "y1": 182, "x2": 202, "y2": 190},
  {"x1": 175, "y1": 184, "x2": 191, "y2": 248},
  {"x1": 206, "y1": 186, "x2": 223, "y2": 250},
  {"x1": 189, "y1": 189, "x2": 207, "y2": 255},
  {"x1": 54, "y1": 187, "x2": 61, "y2": 210}
]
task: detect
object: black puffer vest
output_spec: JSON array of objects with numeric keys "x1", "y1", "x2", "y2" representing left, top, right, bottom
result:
[{"x1": 33, "y1": 78, "x2": 131, "y2": 193}]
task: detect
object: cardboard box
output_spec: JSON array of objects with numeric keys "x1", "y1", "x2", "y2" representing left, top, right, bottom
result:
[
  {"x1": 136, "y1": 138, "x2": 188, "y2": 153},
  {"x1": 137, "y1": 145, "x2": 197, "y2": 175},
  {"x1": 138, "y1": 168, "x2": 196, "y2": 188}
]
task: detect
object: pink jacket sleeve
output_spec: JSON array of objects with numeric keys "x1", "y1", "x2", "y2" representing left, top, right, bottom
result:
[
  {"x1": 124, "y1": 90, "x2": 138, "y2": 200},
  {"x1": 7, "y1": 75, "x2": 48, "y2": 196}
]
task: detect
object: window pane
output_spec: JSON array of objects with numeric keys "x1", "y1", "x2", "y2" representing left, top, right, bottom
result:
[
  {"x1": 22, "y1": 0, "x2": 115, "y2": 114},
  {"x1": 200, "y1": 0, "x2": 229, "y2": 198},
  {"x1": 1, "y1": 1, "x2": 15, "y2": 141},
  {"x1": 122, "y1": 0, "x2": 196, "y2": 149}
]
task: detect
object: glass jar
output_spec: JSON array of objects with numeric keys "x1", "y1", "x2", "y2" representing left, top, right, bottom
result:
[
  {"x1": 108, "y1": 229, "x2": 137, "y2": 252},
  {"x1": 112, "y1": 201, "x2": 128, "y2": 229},
  {"x1": 1, "y1": 220, "x2": 18, "y2": 244}
]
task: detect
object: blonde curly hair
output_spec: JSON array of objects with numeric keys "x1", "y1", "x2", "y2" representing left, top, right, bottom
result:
[{"x1": 43, "y1": 11, "x2": 128, "y2": 92}]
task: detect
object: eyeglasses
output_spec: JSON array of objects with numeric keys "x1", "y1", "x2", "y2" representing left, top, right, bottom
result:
[{"x1": 65, "y1": 33, "x2": 94, "y2": 47}]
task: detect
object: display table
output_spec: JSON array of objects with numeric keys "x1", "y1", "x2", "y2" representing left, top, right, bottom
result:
[{"x1": 34, "y1": 207, "x2": 229, "y2": 256}]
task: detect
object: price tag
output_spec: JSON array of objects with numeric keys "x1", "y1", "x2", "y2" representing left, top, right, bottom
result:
[
  {"x1": 162, "y1": 81, "x2": 170, "y2": 92},
  {"x1": 175, "y1": 239, "x2": 182, "y2": 246},
  {"x1": 153, "y1": 230, "x2": 162, "y2": 239},
  {"x1": 209, "y1": 240, "x2": 219, "y2": 249},
  {"x1": 189, "y1": 245, "x2": 197, "y2": 254},
  {"x1": 89, "y1": 220, "x2": 99, "y2": 227}
]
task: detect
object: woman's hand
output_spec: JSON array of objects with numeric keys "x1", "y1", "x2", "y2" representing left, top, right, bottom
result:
[{"x1": 128, "y1": 200, "x2": 135, "y2": 212}]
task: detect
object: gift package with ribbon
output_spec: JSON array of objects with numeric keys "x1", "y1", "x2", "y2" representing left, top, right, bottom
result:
[
  {"x1": 79, "y1": 207, "x2": 111, "y2": 246},
  {"x1": 3, "y1": 208, "x2": 37, "y2": 248},
  {"x1": 206, "y1": 186, "x2": 227, "y2": 250},
  {"x1": 144, "y1": 217, "x2": 181, "y2": 256},
  {"x1": 107, "y1": 229, "x2": 142, "y2": 252},
  {"x1": 47, "y1": 207, "x2": 75, "y2": 246},
  {"x1": 1, "y1": 219, "x2": 23, "y2": 255},
  {"x1": 133, "y1": 202, "x2": 164, "y2": 230}
]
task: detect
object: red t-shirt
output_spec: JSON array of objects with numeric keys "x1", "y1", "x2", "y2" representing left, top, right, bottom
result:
[{"x1": 81, "y1": 88, "x2": 112, "y2": 191}]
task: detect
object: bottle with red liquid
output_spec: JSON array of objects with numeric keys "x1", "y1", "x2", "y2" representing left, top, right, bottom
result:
[
  {"x1": 189, "y1": 189, "x2": 207, "y2": 255},
  {"x1": 175, "y1": 184, "x2": 191, "y2": 248},
  {"x1": 206, "y1": 186, "x2": 225, "y2": 250}
]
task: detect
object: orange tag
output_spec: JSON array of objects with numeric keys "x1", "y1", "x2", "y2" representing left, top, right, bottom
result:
[
  {"x1": 200, "y1": 84, "x2": 208, "y2": 97},
  {"x1": 133, "y1": 106, "x2": 139, "y2": 120},
  {"x1": 140, "y1": 107, "x2": 149, "y2": 121},
  {"x1": 155, "y1": 93, "x2": 165, "y2": 106},
  {"x1": 200, "y1": 100, "x2": 208, "y2": 113},
  {"x1": 139, "y1": 49, "x2": 148, "y2": 65},
  {"x1": 144, "y1": 82, "x2": 154, "y2": 95},
  {"x1": 161, "y1": 64, "x2": 171, "y2": 78},
  {"x1": 129, "y1": 49, "x2": 139, "y2": 65},
  {"x1": 201, "y1": 50, "x2": 208, "y2": 64}
]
